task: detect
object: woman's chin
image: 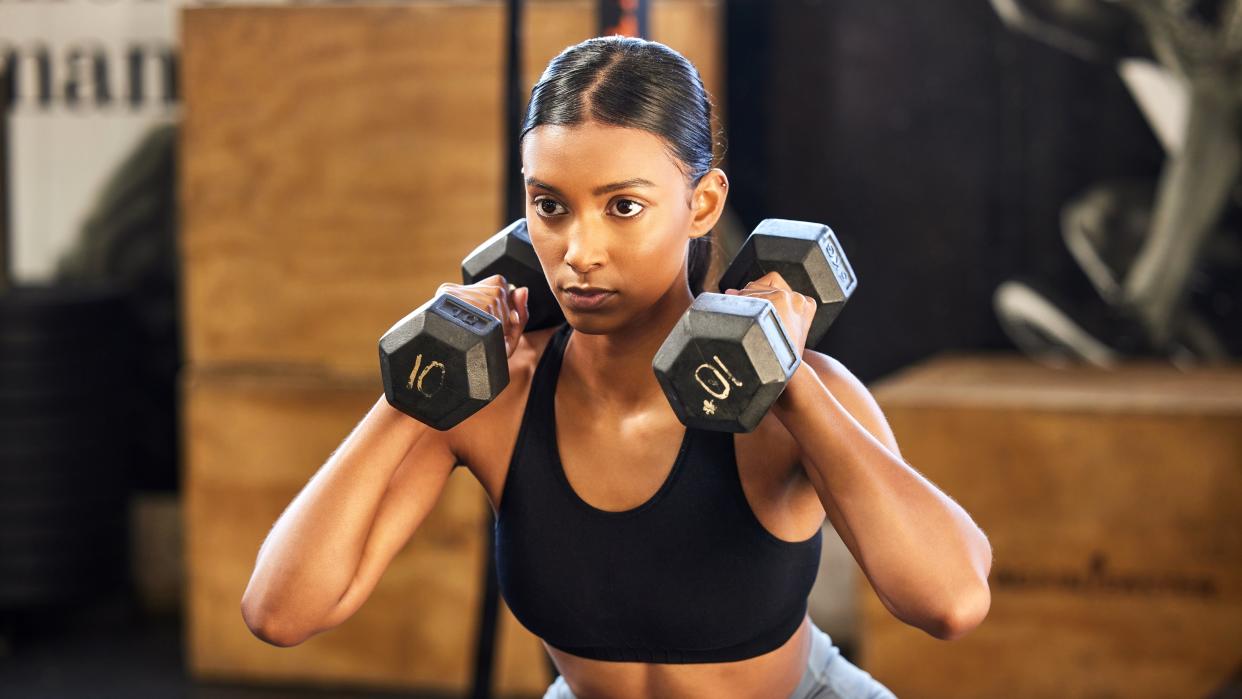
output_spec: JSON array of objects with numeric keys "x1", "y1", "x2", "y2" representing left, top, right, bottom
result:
[
  {"x1": 562, "y1": 313, "x2": 613, "y2": 335},
  {"x1": 561, "y1": 304, "x2": 641, "y2": 336}
]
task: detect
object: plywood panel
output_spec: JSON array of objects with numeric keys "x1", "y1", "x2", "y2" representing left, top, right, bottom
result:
[
  {"x1": 181, "y1": 1, "x2": 724, "y2": 376},
  {"x1": 861, "y1": 355, "x2": 1242, "y2": 699},
  {"x1": 180, "y1": 4, "x2": 506, "y2": 374},
  {"x1": 524, "y1": 0, "x2": 596, "y2": 92},
  {"x1": 183, "y1": 367, "x2": 551, "y2": 696}
]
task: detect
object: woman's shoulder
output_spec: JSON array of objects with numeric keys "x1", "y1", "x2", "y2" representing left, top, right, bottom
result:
[{"x1": 513, "y1": 324, "x2": 563, "y2": 372}]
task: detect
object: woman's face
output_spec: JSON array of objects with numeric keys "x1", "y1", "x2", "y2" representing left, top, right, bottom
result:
[{"x1": 521, "y1": 121, "x2": 726, "y2": 334}]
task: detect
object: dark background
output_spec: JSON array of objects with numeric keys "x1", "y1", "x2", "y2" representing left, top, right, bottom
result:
[{"x1": 725, "y1": 0, "x2": 1164, "y2": 382}]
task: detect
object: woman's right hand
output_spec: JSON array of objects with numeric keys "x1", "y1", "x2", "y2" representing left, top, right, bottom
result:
[{"x1": 437, "y1": 274, "x2": 530, "y2": 358}]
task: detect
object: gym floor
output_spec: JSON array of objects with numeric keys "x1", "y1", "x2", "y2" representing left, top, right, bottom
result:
[{"x1": 0, "y1": 593, "x2": 455, "y2": 699}]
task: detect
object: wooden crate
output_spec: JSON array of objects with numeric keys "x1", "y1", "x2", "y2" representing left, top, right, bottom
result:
[
  {"x1": 180, "y1": 1, "x2": 724, "y2": 376},
  {"x1": 182, "y1": 367, "x2": 551, "y2": 697},
  {"x1": 180, "y1": 3, "x2": 505, "y2": 375},
  {"x1": 864, "y1": 355, "x2": 1242, "y2": 699}
]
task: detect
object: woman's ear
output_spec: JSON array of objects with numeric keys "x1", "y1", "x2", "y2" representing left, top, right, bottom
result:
[{"x1": 689, "y1": 168, "x2": 728, "y2": 239}]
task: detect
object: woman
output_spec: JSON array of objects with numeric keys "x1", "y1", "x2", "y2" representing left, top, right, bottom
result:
[{"x1": 241, "y1": 36, "x2": 993, "y2": 699}]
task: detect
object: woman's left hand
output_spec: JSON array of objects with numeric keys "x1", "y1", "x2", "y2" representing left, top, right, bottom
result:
[{"x1": 722, "y1": 271, "x2": 817, "y2": 358}]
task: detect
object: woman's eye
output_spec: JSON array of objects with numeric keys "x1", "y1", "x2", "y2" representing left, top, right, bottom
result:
[
  {"x1": 530, "y1": 196, "x2": 644, "y2": 219},
  {"x1": 532, "y1": 197, "x2": 567, "y2": 217},
  {"x1": 611, "y1": 198, "x2": 645, "y2": 218}
]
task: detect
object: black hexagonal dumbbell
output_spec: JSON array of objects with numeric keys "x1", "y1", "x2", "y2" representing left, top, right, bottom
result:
[
  {"x1": 652, "y1": 219, "x2": 857, "y2": 433},
  {"x1": 378, "y1": 219, "x2": 562, "y2": 429}
]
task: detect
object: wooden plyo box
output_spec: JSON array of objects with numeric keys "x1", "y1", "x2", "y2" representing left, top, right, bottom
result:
[
  {"x1": 182, "y1": 368, "x2": 551, "y2": 696},
  {"x1": 865, "y1": 355, "x2": 1242, "y2": 699},
  {"x1": 180, "y1": 3, "x2": 507, "y2": 376}
]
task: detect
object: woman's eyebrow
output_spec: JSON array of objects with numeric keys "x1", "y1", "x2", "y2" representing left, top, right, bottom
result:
[{"x1": 525, "y1": 177, "x2": 657, "y2": 196}]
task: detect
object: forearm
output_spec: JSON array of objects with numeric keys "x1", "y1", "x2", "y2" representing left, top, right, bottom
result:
[
  {"x1": 241, "y1": 394, "x2": 429, "y2": 638},
  {"x1": 772, "y1": 366, "x2": 992, "y2": 639}
]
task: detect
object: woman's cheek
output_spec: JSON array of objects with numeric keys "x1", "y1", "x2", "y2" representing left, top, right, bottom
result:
[
  {"x1": 529, "y1": 231, "x2": 563, "y2": 272},
  {"x1": 646, "y1": 229, "x2": 689, "y2": 286}
]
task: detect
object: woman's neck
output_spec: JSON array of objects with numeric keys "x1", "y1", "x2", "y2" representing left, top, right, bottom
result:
[{"x1": 561, "y1": 279, "x2": 696, "y2": 411}]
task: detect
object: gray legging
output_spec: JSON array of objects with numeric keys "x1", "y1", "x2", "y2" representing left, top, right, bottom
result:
[{"x1": 541, "y1": 620, "x2": 897, "y2": 699}]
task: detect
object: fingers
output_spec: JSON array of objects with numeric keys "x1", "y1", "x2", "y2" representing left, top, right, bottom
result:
[
  {"x1": 472, "y1": 285, "x2": 510, "y2": 324},
  {"x1": 723, "y1": 273, "x2": 816, "y2": 319},
  {"x1": 462, "y1": 275, "x2": 511, "y2": 314},
  {"x1": 740, "y1": 273, "x2": 813, "y2": 307},
  {"x1": 723, "y1": 271, "x2": 787, "y2": 295},
  {"x1": 440, "y1": 276, "x2": 519, "y2": 346},
  {"x1": 503, "y1": 286, "x2": 530, "y2": 358},
  {"x1": 719, "y1": 273, "x2": 816, "y2": 355},
  {"x1": 752, "y1": 271, "x2": 792, "y2": 292},
  {"x1": 476, "y1": 278, "x2": 529, "y2": 358},
  {"x1": 436, "y1": 276, "x2": 534, "y2": 358},
  {"x1": 516, "y1": 286, "x2": 531, "y2": 330}
]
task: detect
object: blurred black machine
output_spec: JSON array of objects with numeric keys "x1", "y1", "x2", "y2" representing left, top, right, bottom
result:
[{"x1": 991, "y1": 0, "x2": 1242, "y2": 367}]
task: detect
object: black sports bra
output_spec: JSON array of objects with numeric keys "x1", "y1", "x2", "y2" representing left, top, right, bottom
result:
[{"x1": 493, "y1": 323, "x2": 823, "y2": 663}]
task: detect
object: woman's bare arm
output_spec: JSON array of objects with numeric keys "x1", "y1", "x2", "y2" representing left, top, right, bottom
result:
[
  {"x1": 240, "y1": 394, "x2": 457, "y2": 646},
  {"x1": 772, "y1": 351, "x2": 993, "y2": 641},
  {"x1": 239, "y1": 278, "x2": 526, "y2": 645},
  {"x1": 240, "y1": 279, "x2": 525, "y2": 646}
]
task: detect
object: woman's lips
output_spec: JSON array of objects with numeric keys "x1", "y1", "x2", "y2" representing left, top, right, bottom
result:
[{"x1": 562, "y1": 288, "x2": 616, "y2": 311}]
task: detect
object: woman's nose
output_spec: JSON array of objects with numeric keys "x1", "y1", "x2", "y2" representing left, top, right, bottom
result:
[{"x1": 563, "y1": 221, "x2": 606, "y2": 274}]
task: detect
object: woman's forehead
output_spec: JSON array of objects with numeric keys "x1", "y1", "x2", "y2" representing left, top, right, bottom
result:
[{"x1": 521, "y1": 123, "x2": 684, "y2": 187}]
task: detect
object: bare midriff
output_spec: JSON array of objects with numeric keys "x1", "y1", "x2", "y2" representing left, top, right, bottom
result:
[{"x1": 543, "y1": 614, "x2": 812, "y2": 699}]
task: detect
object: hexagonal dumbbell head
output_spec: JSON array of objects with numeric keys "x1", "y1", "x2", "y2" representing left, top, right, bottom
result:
[
  {"x1": 378, "y1": 294, "x2": 509, "y2": 430},
  {"x1": 717, "y1": 219, "x2": 857, "y2": 348},
  {"x1": 653, "y1": 294, "x2": 801, "y2": 433},
  {"x1": 461, "y1": 218, "x2": 565, "y2": 332}
]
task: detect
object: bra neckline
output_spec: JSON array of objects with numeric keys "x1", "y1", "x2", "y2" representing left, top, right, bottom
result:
[{"x1": 546, "y1": 324, "x2": 694, "y2": 518}]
